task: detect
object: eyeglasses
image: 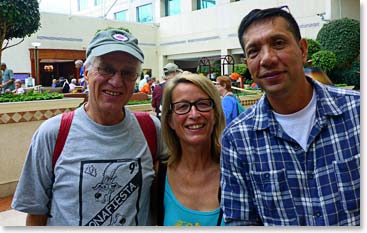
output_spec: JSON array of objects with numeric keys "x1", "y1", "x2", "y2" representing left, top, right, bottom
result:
[
  {"x1": 171, "y1": 98, "x2": 214, "y2": 115},
  {"x1": 95, "y1": 66, "x2": 139, "y2": 82}
]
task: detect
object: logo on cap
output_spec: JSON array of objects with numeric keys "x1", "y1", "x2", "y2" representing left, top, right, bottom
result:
[{"x1": 113, "y1": 33, "x2": 129, "y2": 42}]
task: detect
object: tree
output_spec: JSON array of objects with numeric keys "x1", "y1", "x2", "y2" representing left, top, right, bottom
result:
[
  {"x1": 316, "y1": 18, "x2": 359, "y2": 68},
  {"x1": 0, "y1": 0, "x2": 41, "y2": 64}
]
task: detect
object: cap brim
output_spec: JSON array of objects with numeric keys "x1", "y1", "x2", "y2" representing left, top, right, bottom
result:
[{"x1": 90, "y1": 44, "x2": 144, "y2": 63}]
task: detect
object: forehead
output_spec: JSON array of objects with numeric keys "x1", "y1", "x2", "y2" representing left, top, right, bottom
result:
[
  {"x1": 243, "y1": 17, "x2": 293, "y2": 45},
  {"x1": 172, "y1": 82, "x2": 208, "y2": 101}
]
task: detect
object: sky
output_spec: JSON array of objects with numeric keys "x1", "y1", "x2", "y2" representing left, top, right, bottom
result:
[{"x1": 39, "y1": 0, "x2": 71, "y2": 14}]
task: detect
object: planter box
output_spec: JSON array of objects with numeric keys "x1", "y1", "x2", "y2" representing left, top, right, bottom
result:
[{"x1": 0, "y1": 98, "x2": 84, "y2": 197}]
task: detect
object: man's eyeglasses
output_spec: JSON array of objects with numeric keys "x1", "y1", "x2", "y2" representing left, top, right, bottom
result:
[
  {"x1": 171, "y1": 98, "x2": 214, "y2": 115},
  {"x1": 95, "y1": 66, "x2": 139, "y2": 82}
]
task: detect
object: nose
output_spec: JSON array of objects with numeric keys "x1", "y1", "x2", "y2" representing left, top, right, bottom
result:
[
  {"x1": 260, "y1": 47, "x2": 277, "y2": 67},
  {"x1": 108, "y1": 73, "x2": 124, "y2": 88},
  {"x1": 187, "y1": 105, "x2": 200, "y2": 117}
]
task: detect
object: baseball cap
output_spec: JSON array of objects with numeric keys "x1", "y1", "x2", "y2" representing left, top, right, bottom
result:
[
  {"x1": 146, "y1": 76, "x2": 152, "y2": 81},
  {"x1": 163, "y1": 63, "x2": 182, "y2": 73},
  {"x1": 86, "y1": 29, "x2": 144, "y2": 63}
]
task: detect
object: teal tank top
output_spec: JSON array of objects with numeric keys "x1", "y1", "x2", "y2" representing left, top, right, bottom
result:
[{"x1": 163, "y1": 176, "x2": 224, "y2": 226}]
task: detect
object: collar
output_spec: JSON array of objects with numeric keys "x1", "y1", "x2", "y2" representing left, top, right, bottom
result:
[{"x1": 253, "y1": 76, "x2": 344, "y2": 131}]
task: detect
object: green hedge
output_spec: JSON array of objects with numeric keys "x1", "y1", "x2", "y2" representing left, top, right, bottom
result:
[
  {"x1": 311, "y1": 50, "x2": 337, "y2": 72},
  {"x1": 0, "y1": 91, "x2": 63, "y2": 103},
  {"x1": 306, "y1": 38, "x2": 321, "y2": 61},
  {"x1": 316, "y1": 18, "x2": 360, "y2": 68},
  {"x1": 328, "y1": 61, "x2": 360, "y2": 90}
]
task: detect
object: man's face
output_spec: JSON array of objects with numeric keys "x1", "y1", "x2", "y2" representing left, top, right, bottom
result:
[
  {"x1": 243, "y1": 17, "x2": 308, "y2": 98},
  {"x1": 85, "y1": 52, "x2": 140, "y2": 119},
  {"x1": 1, "y1": 65, "x2": 5, "y2": 71}
]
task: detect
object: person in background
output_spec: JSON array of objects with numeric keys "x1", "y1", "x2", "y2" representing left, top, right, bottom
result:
[
  {"x1": 138, "y1": 74, "x2": 149, "y2": 91},
  {"x1": 155, "y1": 72, "x2": 225, "y2": 226},
  {"x1": 11, "y1": 29, "x2": 167, "y2": 226},
  {"x1": 69, "y1": 78, "x2": 78, "y2": 92},
  {"x1": 56, "y1": 76, "x2": 70, "y2": 93},
  {"x1": 139, "y1": 76, "x2": 153, "y2": 94},
  {"x1": 151, "y1": 63, "x2": 182, "y2": 119},
  {"x1": 51, "y1": 79, "x2": 58, "y2": 88},
  {"x1": 75, "y1": 60, "x2": 84, "y2": 84},
  {"x1": 12, "y1": 79, "x2": 25, "y2": 95},
  {"x1": 150, "y1": 77, "x2": 158, "y2": 94},
  {"x1": 0, "y1": 62, "x2": 15, "y2": 93},
  {"x1": 220, "y1": 7, "x2": 360, "y2": 226},
  {"x1": 215, "y1": 75, "x2": 239, "y2": 125}
]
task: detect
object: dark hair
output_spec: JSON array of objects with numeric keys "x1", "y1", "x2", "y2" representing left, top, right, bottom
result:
[{"x1": 238, "y1": 7, "x2": 301, "y2": 52}]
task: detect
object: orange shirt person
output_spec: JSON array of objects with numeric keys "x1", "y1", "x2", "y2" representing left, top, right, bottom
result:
[{"x1": 140, "y1": 76, "x2": 153, "y2": 94}]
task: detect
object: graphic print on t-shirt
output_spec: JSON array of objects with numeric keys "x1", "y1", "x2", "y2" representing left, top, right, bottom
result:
[{"x1": 79, "y1": 159, "x2": 142, "y2": 226}]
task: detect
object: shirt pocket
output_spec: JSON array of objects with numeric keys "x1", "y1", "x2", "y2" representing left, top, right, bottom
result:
[
  {"x1": 333, "y1": 154, "x2": 360, "y2": 213},
  {"x1": 250, "y1": 169, "x2": 298, "y2": 225}
]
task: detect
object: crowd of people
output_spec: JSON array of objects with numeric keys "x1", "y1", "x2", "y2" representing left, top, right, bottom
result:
[{"x1": 10, "y1": 6, "x2": 360, "y2": 227}]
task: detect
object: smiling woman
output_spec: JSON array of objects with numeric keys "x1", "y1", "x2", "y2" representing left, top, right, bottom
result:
[{"x1": 153, "y1": 72, "x2": 226, "y2": 226}]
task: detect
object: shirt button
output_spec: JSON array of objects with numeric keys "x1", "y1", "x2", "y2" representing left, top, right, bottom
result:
[
  {"x1": 315, "y1": 212, "x2": 321, "y2": 217},
  {"x1": 308, "y1": 174, "x2": 314, "y2": 179},
  {"x1": 264, "y1": 173, "x2": 270, "y2": 179}
]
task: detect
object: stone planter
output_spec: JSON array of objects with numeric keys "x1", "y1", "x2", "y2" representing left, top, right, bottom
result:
[{"x1": 0, "y1": 98, "x2": 84, "y2": 197}]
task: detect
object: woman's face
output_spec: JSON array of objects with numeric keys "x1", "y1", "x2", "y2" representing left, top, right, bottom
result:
[{"x1": 169, "y1": 83, "x2": 215, "y2": 147}]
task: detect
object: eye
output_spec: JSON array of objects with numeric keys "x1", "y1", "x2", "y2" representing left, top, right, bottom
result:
[
  {"x1": 246, "y1": 48, "x2": 258, "y2": 59},
  {"x1": 103, "y1": 67, "x2": 115, "y2": 76},
  {"x1": 273, "y1": 39, "x2": 286, "y2": 48},
  {"x1": 175, "y1": 102, "x2": 189, "y2": 111}
]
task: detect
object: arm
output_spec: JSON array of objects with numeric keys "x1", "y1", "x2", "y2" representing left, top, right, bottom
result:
[
  {"x1": 220, "y1": 129, "x2": 262, "y2": 226},
  {"x1": 26, "y1": 214, "x2": 48, "y2": 226}
]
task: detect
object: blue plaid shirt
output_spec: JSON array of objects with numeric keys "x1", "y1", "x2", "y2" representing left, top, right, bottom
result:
[{"x1": 220, "y1": 78, "x2": 360, "y2": 226}]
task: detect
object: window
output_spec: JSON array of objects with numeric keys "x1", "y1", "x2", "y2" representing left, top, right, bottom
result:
[
  {"x1": 198, "y1": 0, "x2": 216, "y2": 10},
  {"x1": 137, "y1": 4, "x2": 153, "y2": 23},
  {"x1": 114, "y1": 10, "x2": 128, "y2": 21},
  {"x1": 95, "y1": 0, "x2": 102, "y2": 6},
  {"x1": 78, "y1": 0, "x2": 88, "y2": 11},
  {"x1": 165, "y1": 0, "x2": 181, "y2": 16}
]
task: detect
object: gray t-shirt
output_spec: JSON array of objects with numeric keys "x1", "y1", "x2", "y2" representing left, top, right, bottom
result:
[{"x1": 11, "y1": 106, "x2": 167, "y2": 226}]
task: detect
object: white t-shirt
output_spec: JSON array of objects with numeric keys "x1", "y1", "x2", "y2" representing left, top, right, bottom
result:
[{"x1": 273, "y1": 90, "x2": 316, "y2": 151}]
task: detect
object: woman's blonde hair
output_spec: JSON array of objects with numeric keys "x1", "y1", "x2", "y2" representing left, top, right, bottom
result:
[{"x1": 161, "y1": 73, "x2": 225, "y2": 166}]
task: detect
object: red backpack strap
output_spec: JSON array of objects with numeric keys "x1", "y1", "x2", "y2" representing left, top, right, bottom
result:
[
  {"x1": 52, "y1": 111, "x2": 75, "y2": 171},
  {"x1": 133, "y1": 112, "x2": 157, "y2": 161}
]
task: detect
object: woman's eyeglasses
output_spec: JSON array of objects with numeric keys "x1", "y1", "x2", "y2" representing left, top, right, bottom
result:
[{"x1": 171, "y1": 98, "x2": 214, "y2": 115}]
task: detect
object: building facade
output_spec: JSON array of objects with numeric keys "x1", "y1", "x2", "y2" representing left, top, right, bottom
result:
[{"x1": 1, "y1": 0, "x2": 360, "y2": 85}]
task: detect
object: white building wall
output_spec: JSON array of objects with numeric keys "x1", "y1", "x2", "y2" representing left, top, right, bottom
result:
[{"x1": 2, "y1": 0, "x2": 360, "y2": 82}]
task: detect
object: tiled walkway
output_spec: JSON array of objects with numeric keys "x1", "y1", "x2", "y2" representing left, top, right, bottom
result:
[{"x1": 0, "y1": 195, "x2": 26, "y2": 226}]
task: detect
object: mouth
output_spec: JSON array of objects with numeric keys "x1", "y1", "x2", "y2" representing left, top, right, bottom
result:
[
  {"x1": 260, "y1": 71, "x2": 285, "y2": 79},
  {"x1": 186, "y1": 124, "x2": 205, "y2": 130},
  {"x1": 103, "y1": 90, "x2": 122, "y2": 96}
]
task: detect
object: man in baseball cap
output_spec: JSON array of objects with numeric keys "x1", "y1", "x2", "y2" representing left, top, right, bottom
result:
[
  {"x1": 12, "y1": 29, "x2": 167, "y2": 226},
  {"x1": 152, "y1": 62, "x2": 182, "y2": 118}
]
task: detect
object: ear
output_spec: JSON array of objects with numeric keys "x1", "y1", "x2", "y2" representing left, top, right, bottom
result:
[{"x1": 299, "y1": 38, "x2": 308, "y2": 64}]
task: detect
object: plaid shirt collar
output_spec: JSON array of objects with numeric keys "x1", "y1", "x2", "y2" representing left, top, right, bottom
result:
[{"x1": 253, "y1": 77, "x2": 343, "y2": 131}]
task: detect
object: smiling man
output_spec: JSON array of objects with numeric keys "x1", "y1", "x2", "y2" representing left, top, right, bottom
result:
[
  {"x1": 11, "y1": 29, "x2": 167, "y2": 226},
  {"x1": 220, "y1": 7, "x2": 360, "y2": 226}
]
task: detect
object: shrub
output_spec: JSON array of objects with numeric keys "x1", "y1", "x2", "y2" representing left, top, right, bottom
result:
[
  {"x1": 311, "y1": 50, "x2": 337, "y2": 72},
  {"x1": 306, "y1": 38, "x2": 321, "y2": 61},
  {"x1": 234, "y1": 64, "x2": 247, "y2": 76},
  {"x1": 316, "y1": 18, "x2": 360, "y2": 68},
  {"x1": 328, "y1": 61, "x2": 360, "y2": 90}
]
